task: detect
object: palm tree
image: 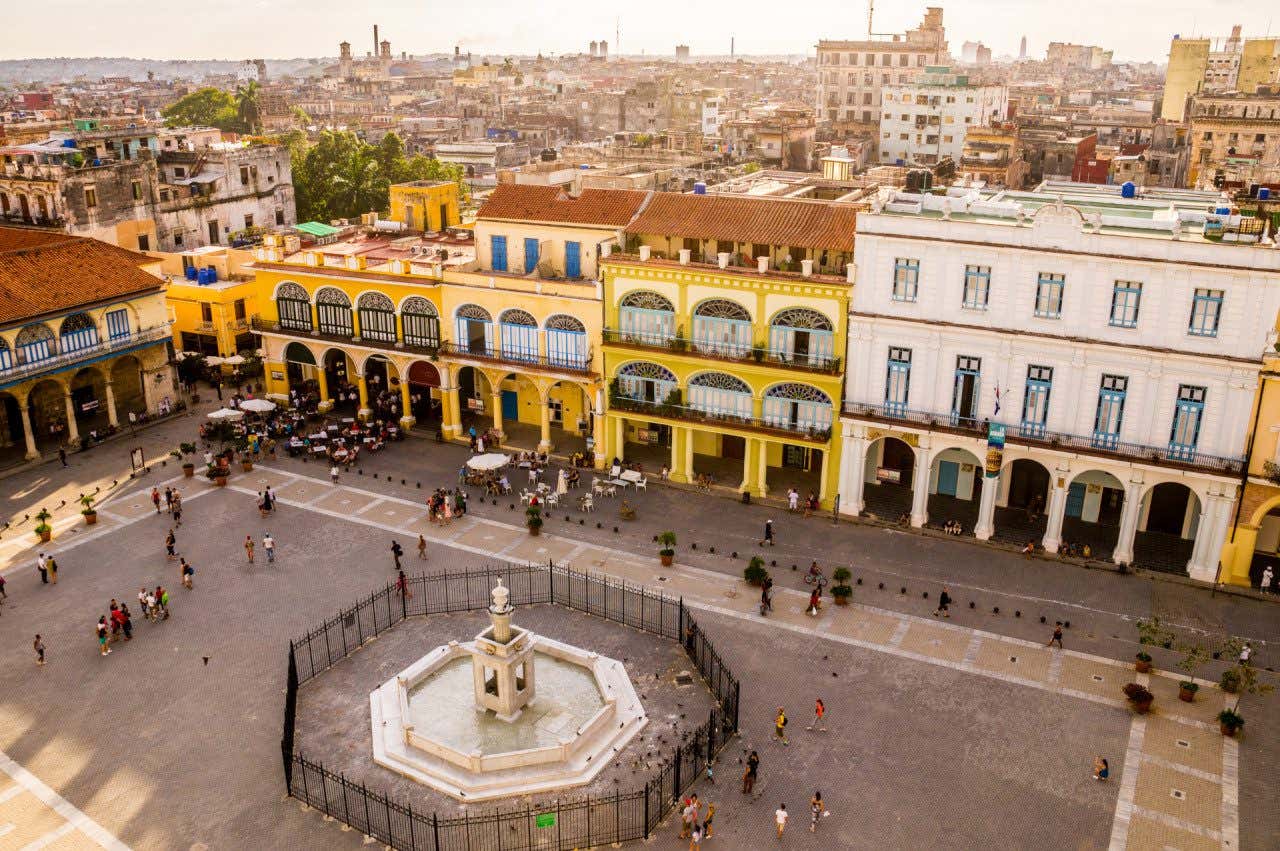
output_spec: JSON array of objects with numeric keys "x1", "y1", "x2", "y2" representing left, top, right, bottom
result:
[
  {"x1": 330, "y1": 151, "x2": 385, "y2": 219},
  {"x1": 235, "y1": 80, "x2": 262, "y2": 134}
]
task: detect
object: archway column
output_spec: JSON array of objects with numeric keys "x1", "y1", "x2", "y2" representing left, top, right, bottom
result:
[
  {"x1": 612, "y1": 415, "x2": 625, "y2": 464},
  {"x1": 63, "y1": 392, "x2": 79, "y2": 444},
  {"x1": 1187, "y1": 492, "x2": 1234, "y2": 582},
  {"x1": 817, "y1": 444, "x2": 832, "y2": 506},
  {"x1": 974, "y1": 472, "x2": 1000, "y2": 540},
  {"x1": 399, "y1": 380, "x2": 415, "y2": 429},
  {"x1": 1111, "y1": 480, "x2": 1145, "y2": 566},
  {"x1": 909, "y1": 445, "x2": 932, "y2": 527},
  {"x1": 104, "y1": 380, "x2": 119, "y2": 428},
  {"x1": 357, "y1": 375, "x2": 370, "y2": 420},
  {"x1": 316, "y1": 366, "x2": 330, "y2": 406},
  {"x1": 754, "y1": 437, "x2": 768, "y2": 498},
  {"x1": 1041, "y1": 477, "x2": 1069, "y2": 553},
  {"x1": 738, "y1": 437, "x2": 756, "y2": 494},
  {"x1": 1224, "y1": 524, "x2": 1259, "y2": 586},
  {"x1": 490, "y1": 389, "x2": 504, "y2": 438},
  {"x1": 591, "y1": 390, "x2": 606, "y2": 469},
  {"x1": 670, "y1": 425, "x2": 694, "y2": 483},
  {"x1": 441, "y1": 379, "x2": 461, "y2": 439},
  {"x1": 538, "y1": 393, "x2": 552, "y2": 453},
  {"x1": 838, "y1": 429, "x2": 867, "y2": 516},
  {"x1": 19, "y1": 404, "x2": 38, "y2": 459}
]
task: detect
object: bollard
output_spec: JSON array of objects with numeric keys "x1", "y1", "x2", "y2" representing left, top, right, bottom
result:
[
  {"x1": 992, "y1": 607, "x2": 1000, "y2": 614},
  {"x1": 1015, "y1": 611, "x2": 1021, "y2": 618}
]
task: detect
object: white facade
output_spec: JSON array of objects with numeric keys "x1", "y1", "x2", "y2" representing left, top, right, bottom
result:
[
  {"x1": 878, "y1": 69, "x2": 1008, "y2": 166},
  {"x1": 838, "y1": 185, "x2": 1280, "y2": 582}
]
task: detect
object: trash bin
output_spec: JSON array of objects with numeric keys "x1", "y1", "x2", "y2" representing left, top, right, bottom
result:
[{"x1": 741, "y1": 491, "x2": 751, "y2": 505}]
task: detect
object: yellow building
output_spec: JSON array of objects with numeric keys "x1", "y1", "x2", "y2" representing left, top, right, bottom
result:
[
  {"x1": 1162, "y1": 37, "x2": 1212, "y2": 123},
  {"x1": 601, "y1": 192, "x2": 857, "y2": 508},
  {"x1": 1221, "y1": 349, "x2": 1280, "y2": 587},
  {"x1": 157, "y1": 246, "x2": 261, "y2": 356},
  {"x1": 388, "y1": 180, "x2": 461, "y2": 234},
  {"x1": 0, "y1": 228, "x2": 176, "y2": 465}
]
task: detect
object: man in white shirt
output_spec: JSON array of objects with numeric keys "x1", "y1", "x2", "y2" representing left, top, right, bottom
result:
[{"x1": 775, "y1": 804, "x2": 788, "y2": 838}]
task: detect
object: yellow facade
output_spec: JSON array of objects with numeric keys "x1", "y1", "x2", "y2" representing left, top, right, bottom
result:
[
  {"x1": 1162, "y1": 38, "x2": 1210, "y2": 123},
  {"x1": 389, "y1": 181, "x2": 460, "y2": 233},
  {"x1": 1220, "y1": 351, "x2": 1280, "y2": 587},
  {"x1": 600, "y1": 255, "x2": 848, "y2": 508},
  {"x1": 1238, "y1": 38, "x2": 1280, "y2": 93}
]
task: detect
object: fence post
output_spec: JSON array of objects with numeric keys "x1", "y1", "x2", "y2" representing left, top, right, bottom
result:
[
  {"x1": 432, "y1": 811, "x2": 440, "y2": 851},
  {"x1": 643, "y1": 779, "x2": 650, "y2": 839},
  {"x1": 677, "y1": 598, "x2": 684, "y2": 644},
  {"x1": 615, "y1": 790, "x2": 621, "y2": 845},
  {"x1": 707, "y1": 709, "x2": 716, "y2": 764},
  {"x1": 362, "y1": 781, "x2": 372, "y2": 836},
  {"x1": 733, "y1": 680, "x2": 741, "y2": 733},
  {"x1": 673, "y1": 743, "x2": 681, "y2": 799}
]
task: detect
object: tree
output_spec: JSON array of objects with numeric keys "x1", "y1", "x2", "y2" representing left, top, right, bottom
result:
[
  {"x1": 162, "y1": 88, "x2": 240, "y2": 132},
  {"x1": 235, "y1": 80, "x2": 262, "y2": 135}
]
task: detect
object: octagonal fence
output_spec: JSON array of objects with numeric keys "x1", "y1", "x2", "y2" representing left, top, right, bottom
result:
[{"x1": 281, "y1": 563, "x2": 740, "y2": 851}]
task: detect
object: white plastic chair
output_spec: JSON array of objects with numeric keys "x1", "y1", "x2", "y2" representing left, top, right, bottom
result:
[{"x1": 635, "y1": 477, "x2": 648, "y2": 493}]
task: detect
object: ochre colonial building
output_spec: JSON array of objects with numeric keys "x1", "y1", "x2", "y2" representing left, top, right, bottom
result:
[{"x1": 0, "y1": 228, "x2": 175, "y2": 465}]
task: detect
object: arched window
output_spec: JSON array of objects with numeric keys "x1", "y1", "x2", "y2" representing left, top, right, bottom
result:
[
  {"x1": 276, "y1": 282, "x2": 312, "y2": 332},
  {"x1": 315, "y1": 287, "x2": 353, "y2": 337},
  {"x1": 546, "y1": 314, "x2": 588, "y2": 369},
  {"x1": 455, "y1": 304, "x2": 493, "y2": 356},
  {"x1": 15, "y1": 323, "x2": 55, "y2": 364},
  {"x1": 689, "y1": 372, "x2": 753, "y2": 420},
  {"x1": 0, "y1": 336, "x2": 11, "y2": 372},
  {"x1": 763, "y1": 383, "x2": 833, "y2": 434},
  {"x1": 616, "y1": 361, "x2": 678, "y2": 405},
  {"x1": 618, "y1": 290, "x2": 675, "y2": 346},
  {"x1": 356, "y1": 292, "x2": 396, "y2": 343},
  {"x1": 769, "y1": 307, "x2": 835, "y2": 366},
  {"x1": 401, "y1": 296, "x2": 439, "y2": 350},
  {"x1": 692, "y1": 299, "x2": 752, "y2": 357},
  {"x1": 58, "y1": 312, "x2": 99, "y2": 353},
  {"x1": 499, "y1": 309, "x2": 538, "y2": 363}
]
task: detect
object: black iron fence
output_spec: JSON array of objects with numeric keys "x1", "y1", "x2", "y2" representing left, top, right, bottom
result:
[{"x1": 281, "y1": 563, "x2": 739, "y2": 850}]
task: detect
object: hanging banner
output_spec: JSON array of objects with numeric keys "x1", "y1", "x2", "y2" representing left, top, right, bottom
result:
[{"x1": 985, "y1": 423, "x2": 1005, "y2": 478}]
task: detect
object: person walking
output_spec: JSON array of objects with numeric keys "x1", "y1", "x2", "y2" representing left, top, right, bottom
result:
[
  {"x1": 679, "y1": 797, "x2": 698, "y2": 839},
  {"x1": 774, "y1": 706, "x2": 789, "y2": 746},
  {"x1": 244, "y1": 535, "x2": 255, "y2": 564},
  {"x1": 266, "y1": 487, "x2": 277, "y2": 512},
  {"x1": 689, "y1": 820, "x2": 703, "y2": 850},
  {"x1": 703, "y1": 803, "x2": 715, "y2": 839},
  {"x1": 1261, "y1": 565, "x2": 1274, "y2": 594},
  {"x1": 807, "y1": 698, "x2": 826, "y2": 731},
  {"x1": 775, "y1": 804, "x2": 788, "y2": 839},
  {"x1": 58, "y1": 447, "x2": 67, "y2": 467},
  {"x1": 417, "y1": 534, "x2": 427, "y2": 560},
  {"x1": 742, "y1": 750, "x2": 759, "y2": 794},
  {"x1": 138, "y1": 587, "x2": 150, "y2": 620},
  {"x1": 151, "y1": 487, "x2": 161, "y2": 514},
  {"x1": 1093, "y1": 756, "x2": 1109, "y2": 781},
  {"x1": 1047, "y1": 622, "x2": 1064, "y2": 649},
  {"x1": 263, "y1": 533, "x2": 275, "y2": 563},
  {"x1": 164, "y1": 487, "x2": 174, "y2": 514},
  {"x1": 810, "y1": 791, "x2": 826, "y2": 832},
  {"x1": 120, "y1": 605, "x2": 133, "y2": 642},
  {"x1": 1239, "y1": 642, "x2": 1253, "y2": 666},
  {"x1": 933, "y1": 587, "x2": 953, "y2": 618},
  {"x1": 180, "y1": 558, "x2": 194, "y2": 589},
  {"x1": 807, "y1": 586, "x2": 821, "y2": 616},
  {"x1": 155, "y1": 586, "x2": 170, "y2": 620},
  {"x1": 787, "y1": 487, "x2": 800, "y2": 512},
  {"x1": 96, "y1": 617, "x2": 110, "y2": 656},
  {"x1": 33, "y1": 634, "x2": 45, "y2": 666},
  {"x1": 171, "y1": 501, "x2": 182, "y2": 527},
  {"x1": 760, "y1": 519, "x2": 775, "y2": 547},
  {"x1": 46, "y1": 555, "x2": 58, "y2": 585},
  {"x1": 36, "y1": 553, "x2": 49, "y2": 584},
  {"x1": 330, "y1": 465, "x2": 340, "y2": 484},
  {"x1": 396, "y1": 570, "x2": 412, "y2": 600},
  {"x1": 165, "y1": 529, "x2": 177, "y2": 560},
  {"x1": 391, "y1": 540, "x2": 404, "y2": 570}
]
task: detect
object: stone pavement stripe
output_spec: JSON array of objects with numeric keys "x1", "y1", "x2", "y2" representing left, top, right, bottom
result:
[
  {"x1": 1221, "y1": 729, "x2": 1240, "y2": 851},
  {"x1": 887, "y1": 618, "x2": 911, "y2": 647},
  {"x1": 1140, "y1": 754, "x2": 1221, "y2": 784},
  {"x1": 0, "y1": 752, "x2": 129, "y2": 851},
  {"x1": 1109, "y1": 716, "x2": 1146, "y2": 851},
  {"x1": 20, "y1": 821, "x2": 79, "y2": 851},
  {"x1": 961, "y1": 634, "x2": 984, "y2": 666},
  {"x1": 1130, "y1": 805, "x2": 1222, "y2": 843},
  {"x1": 1047, "y1": 647, "x2": 1064, "y2": 684},
  {"x1": 0, "y1": 784, "x2": 24, "y2": 804}
]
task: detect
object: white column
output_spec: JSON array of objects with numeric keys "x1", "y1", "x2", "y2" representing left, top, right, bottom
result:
[
  {"x1": 1041, "y1": 480, "x2": 1068, "y2": 553},
  {"x1": 1187, "y1": 494, "x2": 1233, "y2": 583},
  {"x1": 840, "y1": 432, "x2": 869, "y2": 516},
  {"x1": 973, "y1": 472, "x2": 999, "y2": 540},
  {"x1": 1111, "y1": 481, "x2": 1145, "y2": 566},
  {"x1": 909, "y1": 445, "x2": 932, "y2": 528},
  {"x1": 19, "y1": 404, "x2": 39, "y2": 460},
  {"x1": 63, "y1": 393, "x2": 80, "y2": 444},
  {"x1": 104, "y1": 381, "x2": 119, "y2": 428}
]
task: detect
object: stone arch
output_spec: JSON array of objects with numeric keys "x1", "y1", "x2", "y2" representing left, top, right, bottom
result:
[
  {"x1": 618, "y1": 290, "x2": 676, "y2": 344},
  {"x1": 14, "y1": 323, "x2": 56, "y2": 363},
  {"x1": 275, "y1": 281, "x2": 313, "y2": 332},
  {"x1": 398, "y1": 295, "x2": 438, "y2": 315},
  {"x1": 356, "y1": 290, "x2": 395, "y2": 311},
  {"x1": 69, "y1": 366, "x2": 109, "y2": 432},
  {"x1": 688, "y1": 371, "x2": 753, "y2": 419},
  {"x1": 1139, "y1": 481, "x2": 1202, "y2": 538},
  {"x1": 1001, "y1": 457, "x2": 1052, "y2": 511},
  {"x1": 762, "y1": 382, "x2": 833, "y2": 432},
  {"x1": 1248, "y1": 492, "x2": 1280, "y2": 528},
  {"x1": 58, "y1": 312, "x2": 100, "y2": 352},
  {"x1": 615, "y1": 360, "x2": 678, "y2": 405},
  {"x1": 545, "y1": 314, "x2": 586, "y2": 332},
  {"x1": 498, "y1": 308, "x2": 537, "y2": 326},
  {"x1": 618, "y1": 290, "x2": 674, "y2": 311},
  {"x1": 1061, "y1": 469, "x2": 1127, "y2": 555},
  {"x1": 400, "y1": 296, "x2": 440, "y2": 349},
  {"x1": 26, "y1": 379, "x2": 66, "y2": 448},
  {"x1": 273, "y1": 280, "x2": 311, "y2": 301},
  {"x1": 283, "y1": 341, "x2": 316, "y2": 366},
  {"x1": 356, "y1": 290, "x2": 396, "y2": 343},
  {"x1": 315, "y1": 286, "x2": 351, "y2": 306},
  {"x1": 456, "y1": 303, "x2": 493, "y2": 322},
  {"x1": 110, "y1": 355, "x2": 146, "y2": 418},
  {"x1": 692, "y1": 297, "x2": 752, "y2": 321},
  {"x1": 316, "y1": 287, "x2": 353, "y2": 336},
  {"x1": 769, "y1": 306, "x2": 834, "y2": 331}
]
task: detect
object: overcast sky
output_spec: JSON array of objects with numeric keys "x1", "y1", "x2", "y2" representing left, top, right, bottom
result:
[{"x1": 0, "y1": 0, "x2": 1276, "y2": 63}]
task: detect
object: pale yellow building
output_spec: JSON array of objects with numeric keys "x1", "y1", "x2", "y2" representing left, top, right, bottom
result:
[{"x1": 388, "y1": 180, "x2": 461, "y2": 234}]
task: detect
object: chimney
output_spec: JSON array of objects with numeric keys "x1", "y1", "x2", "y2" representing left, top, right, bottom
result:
[
  {"x1": 757, "y1": 256, "x2": 768, "y2": 273},
  {"x1": 374, "y1": 25, "x2": 379, "y2": 58},
  {"x1": 679, "y1": 248, "x2": 691, "y2": 264},
  {"x1": 717, "y1": 252, "x2": 730, "y2": 269},
  {"x1": 801, "y1": 259, "x2": 813, "y2": 277},
  {"x1": 639, "y1": 245, "x2": 651, "y2": 261}
]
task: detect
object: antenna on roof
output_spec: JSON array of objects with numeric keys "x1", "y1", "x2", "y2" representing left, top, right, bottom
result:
[{"x1": 867, "y1": 0, "x2": 874, "y2": 38}]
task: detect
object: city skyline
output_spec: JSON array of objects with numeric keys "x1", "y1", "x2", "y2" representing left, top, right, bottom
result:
[{"x1": 1, "y1": 0, "x2": 1278, "y2": 64}]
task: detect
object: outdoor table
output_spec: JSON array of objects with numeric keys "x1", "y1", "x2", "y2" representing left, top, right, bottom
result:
[
  {"x1": 309, "y1": 432, "x2": 327, "y2": 441},
  {"x1": 341, "y1": 417, "x2": 355, "y2": 424},
  {"x1": 311, "y1": 445, "x2": 326, "y2": 455}
]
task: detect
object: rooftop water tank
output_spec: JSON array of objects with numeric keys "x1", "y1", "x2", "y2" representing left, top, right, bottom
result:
[
  {"x1": 1260, "y1": 188, "x2": 1272, "y2": 200},
  {"x1": 184, "y1": 266, "x2": 198, "y2": 281},
  {"x1": 693, "y1": 182, "x2": 707, "y2": 195},
  {"x1": 1120, "y1": 181, "x2": 1136, "y2": 199},
  {"x1": 206, "y1": 267, "x2": 217, "y2": 283}
]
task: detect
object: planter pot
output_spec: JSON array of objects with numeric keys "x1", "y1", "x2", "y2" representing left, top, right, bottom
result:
[
  {"x1": 1178, "y1": 686, "x2": 1197, "y2": 703},
  {"x1": 528, "y1": 525, "x2": 541, "y2": 536},
  {"x1": 182, "y1": 464, "x2": 195, "y2": 478},
  {"x1": 83, "y1": 512, "x2": 97, "y2": 526},
  {"x1": 1132, "y1": 698, "x2": 1153, "y2": 715},
  {"x1": 1220, "y1": 722, "x2": 1240, "y2": 737},
  {"x1": 37, "y1": 529, "x2": 52, "y2": 543},
  {"x1": 833, "y1": 596, "x2": 851, "y2": 606},
  {"x1": 1135, "y1": 658, "x2": 1152, "y2": 673},
  {"x1": 241, "y1": 461, "x2": 254, "y2": 472},
  {"x1": 214, "y1": 476, "x2": 228, "y2": 487},
  {"x1": 660, "y1": 554, "x2": 674, "y2": 567}
]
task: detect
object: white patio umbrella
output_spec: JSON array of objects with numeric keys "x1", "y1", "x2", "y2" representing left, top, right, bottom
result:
[
  {"x1": 466, "y1": 453, "x2": 510, "y2": 472},
  {"x1": 204, "y1": 356, "x2": 225, "y2": 366},
  {"x1": 206, "y1": 407, "x2": 244, "y2": 420},
  {"x1": 556, "y1": 469, "x2": 568, "y2": 496},
  {"x1": 239, "y1": 398, "x2": 276, "y2": 413},
  {"x1": 223, "y1": 354, "x2": 247, "y2": 365}
]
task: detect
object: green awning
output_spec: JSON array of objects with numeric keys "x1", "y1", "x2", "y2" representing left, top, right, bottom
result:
[{"x1": 293, "y1": 221, "x2": 341, "y2": 237}]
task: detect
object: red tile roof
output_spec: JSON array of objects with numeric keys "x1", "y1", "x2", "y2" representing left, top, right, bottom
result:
[
  {"x1": 625, "y1": 193, "x2": 858, "y2": 252},
  {"x1": 477, "y1": 184, "x2": 650, "y2": 227},
  {"x1": 0, "y1": 228, "x2": 163, "y2": 326}
]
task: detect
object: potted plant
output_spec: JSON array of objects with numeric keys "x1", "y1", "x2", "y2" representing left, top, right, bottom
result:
[
  {"x1": 1135, "y1": 616, "x2": 1174, "y2": 672},
  {"x1": 34, "y1": 508, "x2": 53, "y2": 542},
  {"x1": 658, "y1": 531, "x2": 677, "y2": 566},
  {"x1": 743, "y1": 556, "x2": 769, "y2": 586},
  {"x1": 180, "y1": 442, "x2": 196, "y2": 477},
  {"x1": 1174, "y1": 643, "x2": 1210, "y2": 702},
  {"x1": 79, "y1": 494, "x2": 98, "y2": 526},
  {"x1": 831, "y1": 567, "x2": 853, "y2": 605},
  {"x1": 241, "y1": 453, "x2": 254, "y2": 472},
  {"x1": 1218, "y1": 708, "x2": 1244, "y2": 737},
  {"x1": 206, "y1": 462, "x2": 229, "y2": 487},
  {"x1": 1122, "y1": 683, "x2": 1154, "y2": 714},
  {"x1": 1220, "y1": 667, "x2": 1242, "y2": 694},
  {"x1": 526, "y1": 502, "x2": 543, "y2": 536}
]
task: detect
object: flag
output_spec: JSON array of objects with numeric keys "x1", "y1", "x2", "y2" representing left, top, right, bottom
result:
[{"x1": 993, "y1": 386, "x2": 1002, "y2": 417}]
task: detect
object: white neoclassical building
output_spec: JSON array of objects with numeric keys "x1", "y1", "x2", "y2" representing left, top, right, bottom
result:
[{"x1": 838, "y1": 181, "x2": 1280, "y2": 582}]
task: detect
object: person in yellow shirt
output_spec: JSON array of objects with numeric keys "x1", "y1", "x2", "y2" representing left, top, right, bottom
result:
[{"x1": 775, "y1": 707, "x2": 788, "y2": 745}]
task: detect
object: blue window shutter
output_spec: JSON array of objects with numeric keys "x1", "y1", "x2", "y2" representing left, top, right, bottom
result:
[
  {"x1": 565, "y1": 241, "x2": 581, "y2": 278},
  {"x1": 491, "y1": 236, "x2": 507, "y2": 272}
]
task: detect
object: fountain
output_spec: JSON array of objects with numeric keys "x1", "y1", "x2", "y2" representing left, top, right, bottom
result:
[{"x1": 370, "y1": 579, "x2": 648, "y2": 800}]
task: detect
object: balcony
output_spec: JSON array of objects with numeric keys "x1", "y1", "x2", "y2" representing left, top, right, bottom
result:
[
  {"x1": 611, "y1": 396, "x2": 832, "y2": 443},
  {"x1": 439, "y1": 342, "x2": 594, "y2": 376},
  {"x1": 602, "y1": 329, "x2": 842, "y2": 375},
  {"x1": 0, "y1": 325, "x2": 172, "y2": 389},
  {"x1": 842, "y1": 401, "x2": 1244, "y2": 475},
  {"x1": 249, "y1": 316, "x2": 441, "y2": 360},
  {"x1": 226, "y1": 318, "x2": 250, "y2": 332}
]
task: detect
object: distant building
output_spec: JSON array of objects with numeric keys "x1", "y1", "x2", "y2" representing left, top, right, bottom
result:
[
  {"x1": 1046, "y1": 42, "x2": 1113, "y2": 71},
  {"x1": 878, "y1": 67, "x2": 1008, "y2": 167},
  {"x1": 675, "y1": 45, "x2": 691, "y2": 62},
  {"x1": 1162, "y1": 26, "x2": 1280, "y2": 122},
  {"x1": 1186, "y1": 89, "x2": 1280, "y2": 188},
  {"x1": 815, "y1": 7, "x2": 949, "y2": 131}
]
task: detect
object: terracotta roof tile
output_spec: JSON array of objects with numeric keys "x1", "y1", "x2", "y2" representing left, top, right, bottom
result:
[
  {"x1": 0, "y1": 228, "x2": 163, "y2": 326},
  {"x1": 625, "y1": 193, "x2": 857, "y2": 252},
  {"x1": 477, "y1": 184, "x2": 649, "y2": 227}
]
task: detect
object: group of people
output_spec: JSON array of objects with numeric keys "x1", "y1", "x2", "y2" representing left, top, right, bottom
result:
[
  {"x1": 785, "y1": 487, "x2": 821, "y2": 517},
  {"x1": 425, "y1": 488, "x2": 466, "y2": 524},
  {"x1": 678, "y1": 794, "x2": 715, "y2": 849},
  {"x1": 150, "y1": 485, "x2": 185, "y2": 525}
]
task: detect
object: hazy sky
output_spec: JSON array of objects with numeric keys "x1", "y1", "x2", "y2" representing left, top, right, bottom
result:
[{"x1": 1, "y1": 0, "x2": 1277, "y2": 63}]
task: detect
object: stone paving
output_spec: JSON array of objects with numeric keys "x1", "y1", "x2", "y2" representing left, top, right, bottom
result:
[{"x1": 0, "y1": 413, "x2": 1277, "y2": 849}]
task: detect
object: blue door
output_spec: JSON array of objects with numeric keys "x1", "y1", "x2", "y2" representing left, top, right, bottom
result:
[
  {"x1": 501, "y1": 390, "x2": 519, "y2": 421},
  {"x1": 565, "y1": 241, "x2": 581, "y2": 279},
  {"x1": 524, "y1": 238, "x2": 540, "y2": 274},
  {"x1": 1065, "y1": 482, "x2": 1086, "y2": 518},
  {"x1": 936, "y1": 460, "x2": 959, "y2": 497},
  {"x1": 491, "y1": 236, "x2": 507, "y2": 272}
]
